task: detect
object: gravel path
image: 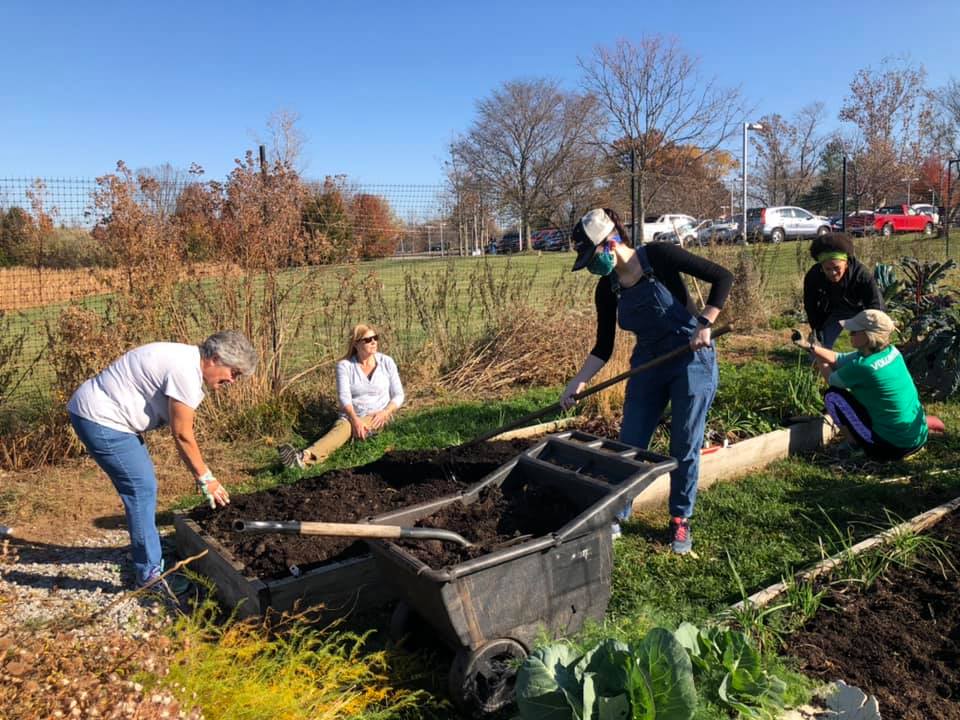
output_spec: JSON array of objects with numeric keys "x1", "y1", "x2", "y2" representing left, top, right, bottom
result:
[{"x1": 0, "y1": 529, "x2": 168, "y2": 634}]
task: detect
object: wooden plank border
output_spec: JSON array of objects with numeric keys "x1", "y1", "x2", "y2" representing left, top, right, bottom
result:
[
  {"x1": 631, "y1": 415, "x2": 839, "y2": 513},
  {"x1": 732, "y1": 493, "x2": 960, "y2": 612}
]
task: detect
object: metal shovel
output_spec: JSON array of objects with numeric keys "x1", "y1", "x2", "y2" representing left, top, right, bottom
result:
[{"x1": 233, "y1": 519, "x2": 472, "y2": 547}]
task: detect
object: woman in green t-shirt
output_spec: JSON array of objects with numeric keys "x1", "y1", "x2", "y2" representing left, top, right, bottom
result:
[{"x1": 793, "y1": 309, "x2": 938, "y2": 460}]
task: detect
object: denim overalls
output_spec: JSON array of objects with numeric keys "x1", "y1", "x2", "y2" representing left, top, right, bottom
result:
[{"x1": 616, "y1": 246, "x2": 718, "y2": 518}]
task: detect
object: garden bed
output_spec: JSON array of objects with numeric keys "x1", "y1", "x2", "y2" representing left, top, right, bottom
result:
[{"x1": 784, "y1": 508, "x2": 960, "y2": 720}]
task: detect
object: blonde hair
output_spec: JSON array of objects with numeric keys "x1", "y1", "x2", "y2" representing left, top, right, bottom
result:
[
  {"x1": 342, "y1": 323, "x2": 378, "y2": 361},
  {"x1": 862, "y1": 330, "x2": 891, "y2": 354}
]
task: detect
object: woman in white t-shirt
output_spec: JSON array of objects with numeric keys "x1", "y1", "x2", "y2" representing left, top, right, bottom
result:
[
  {"x1": 278, "y1": 323, "x2": 404, "y2": 469},
  {"x1": 67, "y1": 330, "x2": 257, "y2": 590}
]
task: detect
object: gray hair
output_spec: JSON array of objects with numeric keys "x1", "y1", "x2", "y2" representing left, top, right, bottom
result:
[{"x1": 200, "y1": 331, "x2": 258, "y2": 377}]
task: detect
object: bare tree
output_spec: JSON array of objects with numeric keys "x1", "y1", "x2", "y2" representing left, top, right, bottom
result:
[
  {"x1": 750, "y1": 103, "x2": 829, "y2": 206},
  {"x1": 136, "y1": 163, "x2": 190, "y2": 221},
  {"x1": 932, "y1": 78, "x2": 960, "y2": 157},
  {"x1": 579, "y1": 36, "x2": 745, "y2": 242},
  {"x1": 839, "y1": 58, "x2": 932, "y2": 206},
  {"x1": 449, "y1": 79, "x2": 598, "y2": 249},
  {"x1": 258, "y1": 109, "x2": 307, "y2": 173}
]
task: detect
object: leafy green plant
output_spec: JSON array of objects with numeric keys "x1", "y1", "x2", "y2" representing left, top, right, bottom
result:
[
  {"x1": 674, "y1": 623, "x2": 787, "y2": 719},
  {"x1": 515, "y1": 630, "x2": 696, "y2": 720},
  {"x1": 876, "y1": 257, "x2": 960, "y2": 399}
]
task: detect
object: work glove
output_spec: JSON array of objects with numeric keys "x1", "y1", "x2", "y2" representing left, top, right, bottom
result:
[
  {"x1": 560, "y1": 379, "x2": 586, "y2": 411},
  {"x1": 197, "y1": 470, "x2": 230, "y2": 509}
]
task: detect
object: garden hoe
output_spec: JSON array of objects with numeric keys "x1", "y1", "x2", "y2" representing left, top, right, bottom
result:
[
  {"x1": 232, "y1": 519, "x2": 472, "y2": 548},
  {"x1": 438, "y1": 323, "x2": 733, "y2": 484}
]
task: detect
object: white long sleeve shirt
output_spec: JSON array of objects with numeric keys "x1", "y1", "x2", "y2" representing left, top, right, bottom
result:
[{"x1": 336, "y1": 353, "x2": 404, "y2": 419}]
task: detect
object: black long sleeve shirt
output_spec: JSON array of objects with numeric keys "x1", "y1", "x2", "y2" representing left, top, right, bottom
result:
[
  {"x1": 590, "y1": 243, "x2": 734, "y2": 362},
  {"x1": 803, "y1": 257, "x2": 885, "y2": 332}
]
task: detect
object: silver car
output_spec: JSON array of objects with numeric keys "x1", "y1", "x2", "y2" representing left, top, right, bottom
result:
[
  {"x1": 696, "y1": 218, "x2": 740, "y2": 245},
  {"x1": 745, "y1": 206, "x2": 832, "y2": 243}
]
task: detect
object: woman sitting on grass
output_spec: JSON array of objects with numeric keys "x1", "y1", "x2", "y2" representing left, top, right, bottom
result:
[
  {"x1": 279, "y1": 323, "x2": 404, "y2": 469},
  {"x1": 794, "y1": 309, "x2": 942, "y2": 460}
]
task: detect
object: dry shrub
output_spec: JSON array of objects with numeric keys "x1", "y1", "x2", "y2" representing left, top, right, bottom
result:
[
  {"x1": 402, "y1": 257, "x2": 595, "y2": 394},
  {"x1": 718, "y1": 246, "x2": 773, "y2": 331},
  {"x1": 0, "y1": 312, "x2": 27, "y2": 405},
  {"x1": 46, "y1": 306, "x2": 131, "y2": 407},
  {"x1": 438, "y1": 307, "x2": 593, "y2": 396},
  {"x1": 0, "y1": 306, "x2": 133, "y2": 469},
  {"x1": 580, "y1": 328, "x2": 633, "y2": 420}
]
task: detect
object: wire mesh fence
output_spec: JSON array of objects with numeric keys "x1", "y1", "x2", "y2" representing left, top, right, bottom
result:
[{"x1": 0, "y1": 175, "x2": 955, "y2": 406}]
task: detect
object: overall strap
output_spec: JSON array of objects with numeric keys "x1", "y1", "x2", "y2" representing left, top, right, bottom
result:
[{"x1": 635, "y1": 244, "x2": 655, "y2": 276}]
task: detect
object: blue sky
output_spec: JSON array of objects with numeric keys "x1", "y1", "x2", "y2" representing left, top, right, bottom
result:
[{"x1": 3, "y1": 0, "x2": 958, "y2": 186}]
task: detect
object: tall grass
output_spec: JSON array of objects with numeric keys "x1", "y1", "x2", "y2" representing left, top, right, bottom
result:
[{"x1": 165, "y1": 597, "x2": 435, "y2": 720}]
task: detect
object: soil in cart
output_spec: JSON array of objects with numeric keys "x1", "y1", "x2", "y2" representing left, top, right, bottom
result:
[
  {"x1": 191, "y1": 440, "x2": 535, "y2": 579},
  {"x1": 397, "y1": 481, "x2": 582, "y2": 567},
  {"x1": 784, "y1": 509, "x2": 960, "y2": 720}
]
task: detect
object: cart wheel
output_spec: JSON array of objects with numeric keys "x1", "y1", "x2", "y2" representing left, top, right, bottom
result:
[{"x1": 448, "y1": 638, "x2": 527, "y2": 714}]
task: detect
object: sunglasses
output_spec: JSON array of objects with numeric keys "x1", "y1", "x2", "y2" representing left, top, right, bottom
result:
[{"x1": 357, "y1": 335, "x2": 379, "y2": 344}]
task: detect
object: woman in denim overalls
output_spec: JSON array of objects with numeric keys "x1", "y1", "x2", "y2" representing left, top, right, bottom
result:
[{"x1": 562, "y1": 208, "x2": 733, "y2": 553}]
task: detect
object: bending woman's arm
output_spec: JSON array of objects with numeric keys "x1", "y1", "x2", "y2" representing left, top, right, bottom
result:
[{"x1": 169, "y1": 398, "x2": 229, "y2": 507}]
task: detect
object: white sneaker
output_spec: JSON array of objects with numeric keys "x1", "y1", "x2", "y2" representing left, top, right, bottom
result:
[{"x1": 611, "y1": 523, "x2": 622, "y2": 541}]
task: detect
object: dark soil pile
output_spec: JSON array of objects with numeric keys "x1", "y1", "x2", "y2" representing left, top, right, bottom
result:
[
  {"x1": 785, "y1": 509, "x2": 960, "y2": 720},
  {"x1": 398, "y1": 481, "x2": 582, "y2": 567},
  {"x1": 191, "y1": 440, "x2": 534, "y2": 579}
]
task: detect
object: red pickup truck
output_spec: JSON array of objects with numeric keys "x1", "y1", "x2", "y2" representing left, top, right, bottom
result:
[{"x1": 847, "y1": 205, "x2": 936, "y2": 237}]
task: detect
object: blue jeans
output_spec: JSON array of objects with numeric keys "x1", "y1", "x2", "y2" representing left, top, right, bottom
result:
[
  {"x1": 620, "y1": 346, "x2": 718, "y2": 518},
  {"x1": 69, "y1": 413, "x2": 161, "y2": 585},
  {"x1": 818, "y1": 316, "x2": 844, "y2": 349}
]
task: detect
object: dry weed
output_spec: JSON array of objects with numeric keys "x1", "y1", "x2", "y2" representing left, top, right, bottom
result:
[{"x1": 438, "y1": 307, "x2": 592, "y2": 397}]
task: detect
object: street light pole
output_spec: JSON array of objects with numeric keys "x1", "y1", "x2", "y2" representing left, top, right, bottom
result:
[
  {"x1": 742, "y1": 122, "x2": 764, "y2": 241},
  {"x1": 946, "y1": 158, "x2": 960, "y2": 256},
  {"x1": 900, "y1": 177, "x2": 919, "y2": 205}
]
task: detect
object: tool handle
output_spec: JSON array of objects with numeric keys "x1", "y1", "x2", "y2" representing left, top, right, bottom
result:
[
  {"x1": 232, "y1": 520, "x2": 472, "y2": 547},
  {"x1": 462, "y1": 324, "x2": 732, "y2": 448},
  {"x1": 234, "y1": 519, "x2": 403, "y2": 538}
]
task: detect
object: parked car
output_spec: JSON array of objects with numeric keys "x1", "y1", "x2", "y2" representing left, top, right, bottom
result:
[
  {"x1": 640, "y1": 214, "x2": 697, "y2": 243},
  {"x1": 911, "y1": 203, "x2": 940, "y2": 226},
  {"x1": 497, "y1": 232, "x2": 520, "y2": 253},
  {"x1": 652, "y1": 220, "x2": 699, "y2": 247},
  {"x1": 695, "y1": 218, "x2": 740, "y2": 245},
  {"x1": 829, "y1": 210, "x2": 877, "y2": 235},
  {"x1": 530, "y1": 228, "x2": 570, "y2": 251},
  {"x1": 745, "y1": 206, "x2": 832, "y2": 243},
  {"x1": 847, "y1": 205, "x2": 935, "y2": 238}
]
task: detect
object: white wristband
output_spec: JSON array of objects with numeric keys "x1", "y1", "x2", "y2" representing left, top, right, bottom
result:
[{"x1": 198, "y1": 469, "x2": 214, "y2": 485}]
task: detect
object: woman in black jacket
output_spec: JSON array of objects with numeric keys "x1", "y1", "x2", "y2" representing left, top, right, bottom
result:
[{"x1": 803, "y1": 233, "x2": 884, "y2": 348}]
